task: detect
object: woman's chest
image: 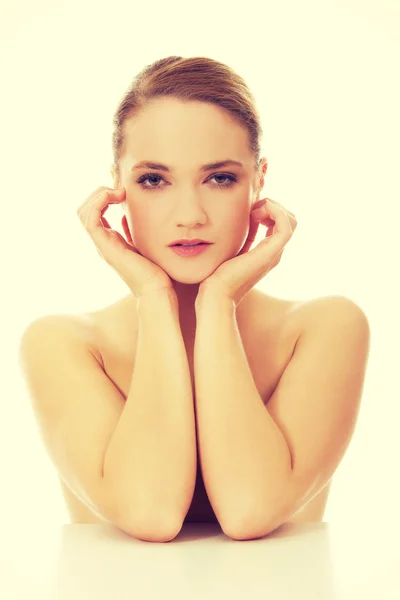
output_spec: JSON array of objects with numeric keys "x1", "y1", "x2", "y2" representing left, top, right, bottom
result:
[{"x1": 101, "y1": 297, "x2": 300, "y2": 415}]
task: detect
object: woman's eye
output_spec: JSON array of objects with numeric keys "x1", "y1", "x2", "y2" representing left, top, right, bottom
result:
[
  {"x1": 136, "y1": 174, "x2": 164, "y2": 190},
  {"x1": 136, "y1": 172, "x2": 237, "y2": 192},
  {"x1": 210, "y1": 174, "x2": 237, "y2": 187}
]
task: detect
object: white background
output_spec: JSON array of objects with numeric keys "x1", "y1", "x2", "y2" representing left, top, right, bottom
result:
[{"x1": 0, "y1": 0, "x2": 398, "y2": 549}]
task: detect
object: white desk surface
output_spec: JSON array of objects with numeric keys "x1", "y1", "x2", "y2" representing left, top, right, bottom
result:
[{"x1": 1, "y1": 520, "x2": 398, "y2": 599}]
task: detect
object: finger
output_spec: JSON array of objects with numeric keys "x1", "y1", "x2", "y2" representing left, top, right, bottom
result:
[
  {"x1": 101, "y1": 215, "x2": 112, "y2": 230},
  {"x1": 100, "y1": 203, "x2": 114, "y2": 230},
  {"x1": 76, "y1": 186, "x2": 109, "y2": 215},
  {"x1": 238, "y1": 218, "x2": 259, "y2": 255},
  {"x1": 251, "y1": 200, "x2": 273, "y2": 222},
  {"x1": 243, "y1": 201, "x2": 293, "y2": 272},
  {"x1": 252, "y1": 199, "x2": 296, "y2": 227},
  {"x1": 78, "y1": 188, "x2": 125, "y2": 227},
  {"x1": 78, "y1": 187, "x2": 125, "y2": 221},
  {"x1": 78, "y1": 188, "x2": 126, "y2": 252},
  {"x1": 239, "y1": 201, "x2": 276, "y2": 256},
  {"x1": 253, "y1": 201, "x2": 297, "y2": 236},
  {"x1": 263, "y1": 197, "x2": 296, "y2": 218}
]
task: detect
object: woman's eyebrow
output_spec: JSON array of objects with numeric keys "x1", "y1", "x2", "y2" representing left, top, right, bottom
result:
[{"x1": 131, "y1": 159, "x2": 244, "y2": 173}]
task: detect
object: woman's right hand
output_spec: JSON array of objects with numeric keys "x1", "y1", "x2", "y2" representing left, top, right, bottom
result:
[{"x1": 77, "y1": 186, "x2": 175, "y2": 299}]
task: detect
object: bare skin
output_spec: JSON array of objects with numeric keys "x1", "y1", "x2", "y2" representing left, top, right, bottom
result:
[
  {"x1": 59, "y1": 288, "x2": 332, "y2": 526},
  {"x1": 60, "y1": 97, "x2": 332, "y2": 529}
]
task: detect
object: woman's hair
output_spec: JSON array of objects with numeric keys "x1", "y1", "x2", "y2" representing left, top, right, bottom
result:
[{"x1": 111, "y1": 55, "x2": 264, "y2": 183}]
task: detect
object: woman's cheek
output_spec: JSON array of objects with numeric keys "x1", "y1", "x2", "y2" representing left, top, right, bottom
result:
[
  {"x1": 224, "y1": 211, "x2": 251, "y2": 255},
  {"x1": 126, "y1": 208, "x2": 149, "y2": 249}
]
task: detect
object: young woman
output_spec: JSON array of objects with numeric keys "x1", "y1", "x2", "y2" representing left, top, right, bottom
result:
[{"x1": 19, "y1": 56, "x2": 370, "y2": 542}]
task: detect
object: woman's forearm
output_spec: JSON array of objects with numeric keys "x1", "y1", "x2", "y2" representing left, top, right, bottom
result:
[{"x1": 103, "y1": 291, "x2": 196, "y2": 537}]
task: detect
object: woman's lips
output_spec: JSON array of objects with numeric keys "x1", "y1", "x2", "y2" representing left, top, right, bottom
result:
[{"x1": 170, "y1": 243, "x2": 211, "y2": 257}]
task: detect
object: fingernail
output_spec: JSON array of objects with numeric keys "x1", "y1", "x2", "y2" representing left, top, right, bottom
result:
[{"x1": 253, "y1": 199, "x2": 267, "y2": 209}]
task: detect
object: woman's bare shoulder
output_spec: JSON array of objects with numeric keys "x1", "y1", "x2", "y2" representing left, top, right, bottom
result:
[
  {"x1": 21, "y1": 295, "x2": 136, "y2": 370},
  {"x1": 253, "y1": 291, "x2": 363, "y2": 343},
  {"x1": 21, "y1": 311, "x2": 103, "y2": 365}
]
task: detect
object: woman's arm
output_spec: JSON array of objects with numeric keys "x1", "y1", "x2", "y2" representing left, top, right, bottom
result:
[{"x1": 103, "y1": 290, "x2": 196, "y2": 540}]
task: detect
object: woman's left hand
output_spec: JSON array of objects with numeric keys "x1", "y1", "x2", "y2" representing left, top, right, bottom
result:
[{"x1": 197, "y1": 197, "x2": 298, "y2": 308}]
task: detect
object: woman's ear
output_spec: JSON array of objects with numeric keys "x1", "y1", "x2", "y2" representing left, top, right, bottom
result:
[
  {"x1": 110, "y1": 164, "x2": 118, "y2": 187},
  {"x1": 258, "y1": 158, "x2": 268, "y2": 194},
  {"x1": 121, "y1": 215, "x2": 134, "y2": 244}
]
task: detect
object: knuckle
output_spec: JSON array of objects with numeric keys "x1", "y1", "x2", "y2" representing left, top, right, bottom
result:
[
  {"x1": 93, "y1": 186, "x2": 108, "y2": 197},
  {"x1": 99, "y1": 187, "x2": 113, "y2": 198},
  {"x1": 77, "y1": 186, "x2": 108, "y2": 214}
]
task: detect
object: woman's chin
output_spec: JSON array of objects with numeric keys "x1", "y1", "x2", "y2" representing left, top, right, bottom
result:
[
  {"x1": 141, "y1": 245, "x2": 237, "y2": 285},
  {"x1": 167, "y1": 271, "x2": 210, "y2": 285}
]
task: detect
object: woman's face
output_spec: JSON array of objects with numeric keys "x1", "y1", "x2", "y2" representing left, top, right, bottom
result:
[{"x1": 113, "y1": 97, "x2": 266, "y2": 285}]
